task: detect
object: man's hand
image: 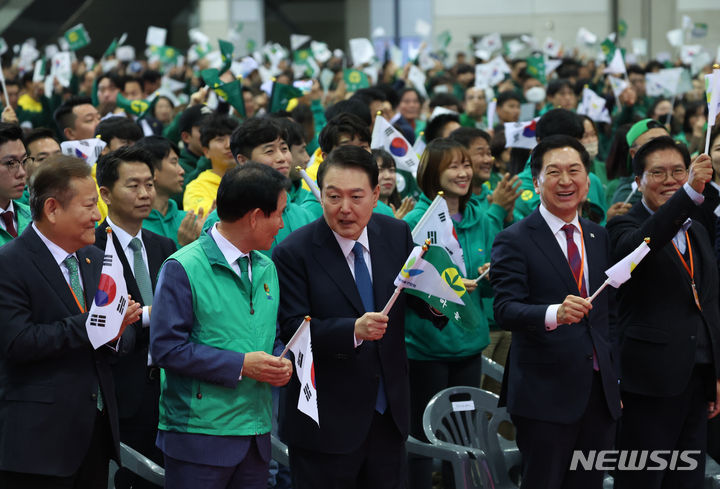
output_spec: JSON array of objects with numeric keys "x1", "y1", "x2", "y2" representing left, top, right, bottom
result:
[
  {"x1": 688, "y1": 153, "x2": 713, "y2": 195},
  {"x1": 1, "y1": 106, "x2": 18, "y2": 124},
  {"x1": 606, "y1": 202, "x2": 632, "y2": 222},
  {"x1": 354, "y1": 312, "x2": 389, "y2": 341},
  {"x1": 709, "y1": 379, "x2": 720, "y2": 419},
  {"x1": 557, "y1": 295, "x2": 592, "y2": 325},
  {"x1": 112, "y1": 296, "x2": 142, "y2": 341},
  {"x1": 189, "y1": 86, "x2": 209, "y2": 106},
  {"x1": 618, "y1": 86, "x2": 637, "y2": 106},
  {"x1": 242, "y1": 352, "x2": 293, "y2": 386},
  {"x1": 491, "y1": 173, "x2": 522, "y2": 211},
  {"x1": 391, "y1": 196, "x2": 415, "y2": 219}
]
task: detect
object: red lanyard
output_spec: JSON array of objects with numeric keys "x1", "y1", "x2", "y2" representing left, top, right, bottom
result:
[
  {"x1": 671, "y1": 231, "x2": 702, "y2": 311},
  {"x1": 573, "y1": 221, "x2": 586, "y2": 294}
]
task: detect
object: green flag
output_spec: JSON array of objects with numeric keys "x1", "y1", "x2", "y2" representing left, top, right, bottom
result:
[
  {"x1": 343, "y1": 68, "x2": 370, "y2": 92},
  {"x1": 397, "y1": 245, "x2": 482, "y2": 330},
  {"x1": 103, "y1": 38, "x2": 118, "y2": 59},
  {"x1": 149, "y1": 45, "x2": 180, "y2": 65},
  {"x1": 601, "y1": 38, "x2": 616, "y2": 63},
  {"x1": 618, "y1": 19, "x2": 628, "y2": 38},
  {"x1": 64, "y1": 24, "x2": 91, "y2": 51},
  {"x1": 201, "y1": 68, "x2": 246, "y2": 118},
  {"x1": 692, "y1": 23, "x2": 708, "y2": 38},
  {"x1": 219, "y1": 39, "x2": 234, "y2": 73},
  {"x1": 269, "y1": 82, "x2": 303, "y2": 113},
  {"x1": 437, "y1": 30, "x2": 452, "y2": 51},
  {"x1": 116, "y1": 92, "x2": 156, "y2": 119},
  {"x1": 526, "y1": 54, "x2": 546, "y2": 84}
]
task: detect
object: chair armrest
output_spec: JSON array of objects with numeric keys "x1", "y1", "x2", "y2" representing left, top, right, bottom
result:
[{"x1": 119, "y1": 442, "x2": 165, "y2": 486}]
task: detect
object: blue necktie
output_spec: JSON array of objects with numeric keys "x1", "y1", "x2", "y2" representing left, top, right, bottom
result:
[{"x1": 352, "y1": 242, "x2": 387, "y2": 414}]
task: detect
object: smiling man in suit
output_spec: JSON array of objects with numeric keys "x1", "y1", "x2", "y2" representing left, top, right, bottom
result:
[
  {"x1": 95, "y1": 146, "x2": 176, "y2": 488},
  {"x1": 0, "y1": 154, "x2": 140, "y2": 488},
  {"x1": 272, "y1": 145, "x2": 414, "y2": 489},
  {"x1": 490, "y1": 135, "x2": 621, "y2": 489}
]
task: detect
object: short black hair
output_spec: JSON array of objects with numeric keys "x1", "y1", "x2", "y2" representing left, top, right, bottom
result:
[
  {"x1": 536, "y1": 109, "x2": 584, "y2": 140},
  {"x1": 424, "y1": 113, "x2": 460, "y2": 144},
  {"x1": 53, "y1": 96, "x2": 94, "y2": 133},
  {"x1": 96, "y1": 146, "x2": 155, "y2": 189},
  {"x1": 123, "y1": 76, "x2": 142, "y2": 92},
  {"x1": 429, "y1": 93, "x2": 460, "y2": 110},
  {"x1": 97, "y1": 71, "x2": 122, "y2": 89},
  {"x1": 448, "y1": 126, "x2": 491, "y2": 148},
  {"x1": 0, "y1": 78, "x2": 20, "y2": 91},
  {"x1": 324, "y1": 99, "x2": 372, "y2": 128},
  {"x1": 627, "y1": 64, "x2": 646, "y2": 77},
  {"x1": 530, "y1": 134, "x2": 590, "y2": 179},
  {"x1": 200, "y1": 114, "x2": 239, "y2": 148},
  {"x1": 95, "y1": 116, "x2": 143, "y2": 145},
  {"x1": 271, "y1": 117, "x2": 305, "y2": 147},
  {"x1": 24, "y1": 127, "x2": 58, "y2": 149},
  {"x1": 547, "y1": 79, "x2": 576, "y2": 97},
  {"x1": 318, "y1": 113, "x2": 370, "y2": 154},
  {"x1": 497, "y1": 90, "x2": 521, "y2": 107},
  {"x1": 317, "y1": 145, "x2": 379, "y2": 190},
  {"x1": 141, "y1": 70, "x2": 162, "y2": 85},
  {"x1": 216, "y1": 162, "x2": 290, "y2": 222},
  {"x1": 134, "y1": 136, "x2": 180, "y2": 172},
  {"x1": 230, "y1": 117, "x2": 285, "y2": 159},
  {"x1": 632, "y1": 136, "x2": 690, "y2": 177},
  {"x1": 179, "y1": 104, "x2": 213, "y2": 134},
  {"x1": 0, "y1": 122, "x2": 23, "y2": 147},
  {"x1": 351, "y1": 88, "x2": 387, "y2": 107}
]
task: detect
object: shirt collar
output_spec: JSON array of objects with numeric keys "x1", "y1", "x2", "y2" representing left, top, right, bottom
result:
[
  {"x1": 210, "y1": 223, "x2": 250, "y2": 267},
  {"x1": 105, "y1": 216, "x2": 142, "y2": 252},
  {"x1": 1, "y1": 201, "x2": 14, "y2": 214},
  {"x1": 538, "y1": 204, "x2": 580, "y2": 236},
  {"x1": 332, "y1": 227, "x2": 370, "y2": 259},
  {"x1": 32, "y1": 222, "x2": 75, "y2": 267}
]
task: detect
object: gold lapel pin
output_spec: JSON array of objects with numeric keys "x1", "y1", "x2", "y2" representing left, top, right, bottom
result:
[{"x1": 85, "y1": 258, "x2": 91, "y2": 264}]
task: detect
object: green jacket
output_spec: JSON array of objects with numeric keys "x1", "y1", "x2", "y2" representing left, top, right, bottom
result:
[
  {"x1": 143, "y1": 199, "x2": 187, "y2": 248},
  {"x1": 288, "y1": 181, "x2": 323, "y2": 219},
  {"x1": 0, "y1": 201, "x2": 31, "y2": 247},
  {"x1": 158, "y1": 234, "x2": 278, "y2": 436},
  {"x1": 402, "y1": 194, "x2": 502, "y2": 360},
  {"x1": 610, "y1": 176, "x2": 642, "y2": 205}
]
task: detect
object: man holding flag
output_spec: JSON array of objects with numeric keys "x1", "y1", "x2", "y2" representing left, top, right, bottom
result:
[
  {"x1": 608, "y1": 136, "x2": 720, "y2": 489},
  {"x1": 273, "y1": 145, "x2": 414, "y2": 489},
  {"x1": 490, "y1": 135, "x2": 621, "y2": 489}
]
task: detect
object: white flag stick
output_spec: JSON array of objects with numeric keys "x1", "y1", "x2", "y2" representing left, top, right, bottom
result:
[
  {"x1": 705, "y1": 122, "x2": 713, "y2": 155},
  {"x1": 297, "y1": 167, "x2": 321, "y2": 202},
  {"x1": 280, "y1": 315, "x2": 311, "y2": 358},
  {"x1": 622, "y1": 185, "x2": 637, "y2": 204},
  {"x1": 587, "y1": 278, "x2": 611, "y2": 304},
  {"x1": 0, "y1": 69, "x2": 10, "y2": 109},
  {"x1": 473, "y1": 267, "x2": 490, "y2": 284}
]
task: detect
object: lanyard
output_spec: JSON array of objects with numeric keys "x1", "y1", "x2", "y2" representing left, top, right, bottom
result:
[
  {"x1": 67, "y1": 285, "x2": 86, "y2": 313},
  {"x1": 572, "y1": 221, "x2": 586, "y2": 295},
  {"x1": 671, "y1": 230, "x2": 702, "y2": 311}
]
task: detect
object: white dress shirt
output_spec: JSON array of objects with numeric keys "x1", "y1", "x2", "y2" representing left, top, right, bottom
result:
[
  {"x1": 641, "y1": 181, "x2": 703, "y2": 255},
  {"x1": 210, "y1": 223, "x2": 252, "y2": 280},
  {"x1": 332, "y1": 227, "x2": 371, "y2": 347},
  {"x1": 33, "y1": 222, "x2": 84, "y2": 290}
]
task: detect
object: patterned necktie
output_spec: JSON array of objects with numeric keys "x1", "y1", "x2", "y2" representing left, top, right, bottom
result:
[
  {"x1": 352, "y1": 242, "x2": 387, "y2": 414},
  {"x1": 237, "y1": 256, "x2": 251, "y2": 290},
  {"x1": 562, "y1": 224, "x2": 587, "y2": 297},
  {"x1": 1, "y1": 211, "x2": 17, "y2": 238},
  {"x1": 128, "y1": 238, "x2": 153, "y2": 305}
]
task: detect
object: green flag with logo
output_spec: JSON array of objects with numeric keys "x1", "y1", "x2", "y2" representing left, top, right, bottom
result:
[
  {"x1": 149, "y1": 45, "x2": 180, "y2": 65},
  {"x1": 219, "y1": 39, "x2": 234, "y2": 73},
  {"x1": 201, "y1": 68, "x2": 246, "y2": 118},
  {"x1": 269, "y1": 82, "x2": 303, "y2": 113},
  {"x1": 343, "y1": 68, "x2": 370, "y2": 92},
  {"x1": 437, "y1": 30, "x2": 452, "y2": 51},
  {"x1": 618, "y1": 19, "x2": 628, "y2": 38},
  {"x1": 64, "y1": 24, "x2": 91, "y2": 51},
  {"x1": 115, "y1": 92, "x2": 156, "y2": 119},
  {"x1": 526, "y1": 54, "x2": 546, "y2": 84},
  {"x1": 601, "y1": 38, "x2": 617, "y2": 63}
]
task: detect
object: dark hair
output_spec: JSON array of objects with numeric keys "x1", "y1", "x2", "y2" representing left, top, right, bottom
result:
[
  {"x1": 375, "y1": 83, "x2": 399, "y2": 108},
  {"x1": 122, "y1": 76, "x2": 142, "y2": 92},
  {"x1": 682, "y1": 100, "x2": 707, "y2": 135},
  {"x1": 230, "y1": 117, "x2": 284, "y2": 159},
  {"x1": 372, "y1": 148, "x2": 401, "y2": 208},
  {"x1": 134, "y1": 136, "x2": 180, "y2": 172},
  {"x1": 24, "y1": 127, "x2": 58, "y2": 149},
  {"x1": 141, "y1": 70, "x2": 162, "y2": 85},
  {"x1": 649, "y1": 97, "x2": 671, "y2": 119},
  {"x1": 496, "y1": 90, "x2": 521, "y2": 107},
  {"x1": 317, "y1": 145, "x2": 379, "y2": 190},
  {"x1": 0, "y1": 122, "x2": 23, "y2": 146},
  {"x1": 318, "y1": 113, "x2": 370, "y2": 154},
  {"x1": 424, "y1": 113, "x2": 461, "y2": 144},
  {"x1": 352, "y1": 88, "x2": 387, "y2": 107},
  {"x1": 605, "y1": 123, "x2": 632, "y2": 180},
  {"x1": 490, "y1": 127, "x2": 507, "y2": 160},
  {"x1": 508, "y1": 148, "x2": 531, "y2": 175},
  {"x1": 536, "y1": 109, "x2": 584, "y2": 140},
  {"x1": 179, "y1": 104, "x2": 213, "y2": 134},
  {"x1": 30, "y1": 154, "x2": 91, "y2": 221},
  {"x1": 53, "y1": 96, "x2": 94, "y2": 133},
  {"x1": 429, "y1": 93, "x2": 461, "y2": 110},
  {"x1": 398, "y1": 87, "x2": 425, "y2": 107},
  {"x1": 324, "y1": 99, "x2": 372, "y2": 127},
  {"x1": 200, "y1": 114, "x2": 239, "y2": 148},
  {"x1": 576, "y1": 115, "x2": 597, "y2": 138},
  {"x1": 710, "y1": 125, "x2": 720, "y2": 154},
  {"x1": 0, "y1": 78, "x2": 20, "y2": 91},
  {"x1": 216, "y1": 162, "x2": 290, "y2": 221},
  {"x1": 96, "y1": 146, "x2": 155, "y2": 189},
  {"x1": 271, "y1": 117, "x2": 305, "y2": 147},
  {"x1": 530, "y1": 134, "x2": 590, "y2": 178},
  {"x1": 627, "y1": 65, "x2": 646, "y2": 77},
  {"x1": 547, "y1": 79, "x2": 576, "y2": 97},
  {"x1": 95, "y1": 116, "x2": 143, "y2": 145},
  {"x1": 97, "y1": 71, "x2": 122, "y2": 89},
  {"x1": 417, "y1": 138, "x2": 471, "y2": 211},
  {"x1": 456, "y1": 63, "x2": 474, "y2": 75},
  {"x1": 448, "y1": 127, "x2": 490, "y2": 148},
  {"x1": 632, "y1": 136, "x2": 690, "y2": 177}
]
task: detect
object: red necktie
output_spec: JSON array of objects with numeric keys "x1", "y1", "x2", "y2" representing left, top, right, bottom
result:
[
  {"x1": 1, "y1": 211, "x2": 17, "y2": 238},
  {"x1": 562, "y1": 224, "x2": 587, "y2": 297}
]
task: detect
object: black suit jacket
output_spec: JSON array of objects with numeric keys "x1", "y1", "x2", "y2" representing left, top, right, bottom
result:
[
  {"x1": 490, "y1": 209, "x2": 622, "y2": 424},
  {"x1": 95, "y1": 220, "x2": 176, "y2": 418},
  {"x1": 0, "y1": 226, "x2": 135, "y2": 476},
  {"x1": 272, "y1": 214, "x2": 413, "y2": 454},
  {"x1": 607, "y1": 186, "x2": 720, "y2": 397}
]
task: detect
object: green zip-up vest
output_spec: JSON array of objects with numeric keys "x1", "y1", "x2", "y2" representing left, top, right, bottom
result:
[{"x1": 158, "y1": 233, "x2": 278, "y2": 436}]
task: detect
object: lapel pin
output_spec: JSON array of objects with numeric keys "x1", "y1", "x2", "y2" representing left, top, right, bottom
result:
[
  {"x1": 590, "y1": 233, "x2": 595, "y2": 238},
  {"x1": 85, "y1": 258, "x2": 91, "y2": 264},
  {"x1": 264, "y1": 283, "x2": 273, "y2": 300}
]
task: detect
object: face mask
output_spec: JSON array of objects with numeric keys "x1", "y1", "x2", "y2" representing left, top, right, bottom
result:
[
  {"x1": 584, "y1": 140, "x2": 599, "y2": 160},
  {"x1": 525, "y1": 86, "x2": 546, "y2": 104}
]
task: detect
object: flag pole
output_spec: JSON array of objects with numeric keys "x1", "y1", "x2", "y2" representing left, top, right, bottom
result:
[
  {"x1": 380, "y1": 240, "x2": 430, "y2": 315},
  {"x1": 473, "y1": 267, "x2": 490, "y2": 284},
  {"x1": 587, "y1": 278, "x2": 611, "y2": 304},
  {"x1": 622, "y1": 187, "x2": 636, "y2": 204},
  {"x1": 297, "y1": 167, "x2": 321, "y2": 201},
  {"x1": 706, "y1": 65, "x2": 720, "y2": 155},
  {"x1": 280, "y1": 315, "x2": 311, "y2": 358},
  {"x1": 0, "y1": 69, "x2": 10, "y2": 109},
  {"x1": 410, "y1": 192, "x2": 444, "y2": 239}
]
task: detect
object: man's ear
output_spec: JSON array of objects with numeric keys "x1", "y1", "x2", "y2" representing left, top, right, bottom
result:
[
  {"x1": 99, "y1": 185, "x2": 112, "y2": 206},
  {"x1": 236, "y1": 154, "x2": 248, "y2": 165}
]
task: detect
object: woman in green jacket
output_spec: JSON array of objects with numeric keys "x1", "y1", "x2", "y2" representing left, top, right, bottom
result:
[{"x1": 403, "y1": 138, "x2": 505, "y2": 489}]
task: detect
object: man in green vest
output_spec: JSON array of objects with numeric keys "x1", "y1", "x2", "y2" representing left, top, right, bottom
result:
[
  {"x1": 0, "y1": 123, "x2": 31, "y2": 246},
  {"x1": 150, "y1": 162, "x2": 293, "y2": 489}
]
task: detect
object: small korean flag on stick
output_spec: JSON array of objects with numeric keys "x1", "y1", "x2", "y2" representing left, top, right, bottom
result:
[{"x1": 281, "y1": 316, "x2": 319, "y2": 425}]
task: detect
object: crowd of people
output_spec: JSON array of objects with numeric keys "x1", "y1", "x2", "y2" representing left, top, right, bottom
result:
[{"x1": 1, "y1": 24, "x2": 720, "y2": 489}]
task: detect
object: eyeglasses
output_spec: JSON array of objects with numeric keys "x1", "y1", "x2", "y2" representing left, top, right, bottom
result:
[
  {"x1": 0, "y1": 156, "x2": 33, "y2": 173},
  {"x1": 644, "y1": 167, "x2": 687, "y2": 183}
]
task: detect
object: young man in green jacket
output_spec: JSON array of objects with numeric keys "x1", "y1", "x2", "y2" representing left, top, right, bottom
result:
[{"x1": 0, "y1": 123, "x2": 30, "y2": 247}]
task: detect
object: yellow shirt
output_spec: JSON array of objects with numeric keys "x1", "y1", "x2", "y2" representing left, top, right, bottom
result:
[
  {"x1": 18, "y1": 93, "x2": 42, "y2": 113},
  {"x1": 91, "y1": 164, "x2": 108, "y2": 222},
  {"x1": 183, "y1": 170, "x2": 221, "y2": 214},
  {"x1": 301, "y1": 147, "x2": 323, "y2": 192}
]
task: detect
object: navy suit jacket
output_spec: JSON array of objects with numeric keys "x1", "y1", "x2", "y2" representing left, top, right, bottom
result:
[
  {"x1": 95, "y1": 221, "x2": 176, "y2": 418},
  {"x1": 272, "y1": 214, "x2": 413, "y2": 454},
  {"x1": 490, "y1": 209, "x2": 621, "y2": 424},
  {"x1": 0, "y1": 226, "x2": 135, "y2": 476}
]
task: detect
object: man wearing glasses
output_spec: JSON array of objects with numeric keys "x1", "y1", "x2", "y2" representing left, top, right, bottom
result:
[
  {"x1": 0, "y1": 123, "x2": 30, "y2": 247},
  {"x1": 608, "y1": 136, "x2": 720, "y2": 488}
]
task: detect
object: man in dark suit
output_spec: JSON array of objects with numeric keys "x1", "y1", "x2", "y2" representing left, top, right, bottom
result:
[
  {"x1": 272, "y1": 145, "x2": 414, "y2": 489},
  {"x1": 0, "y1": 154, "x2": 140, "y2": 488},
  {"x1": 95, "y1": 146, "x2": 176, "y2": 488},
  {"x1": 607, "y1": 136, "x2": 720, "y2": 489},
  {"x1": 490, "y1": 135, "x2": 622, "y2": 489}
]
